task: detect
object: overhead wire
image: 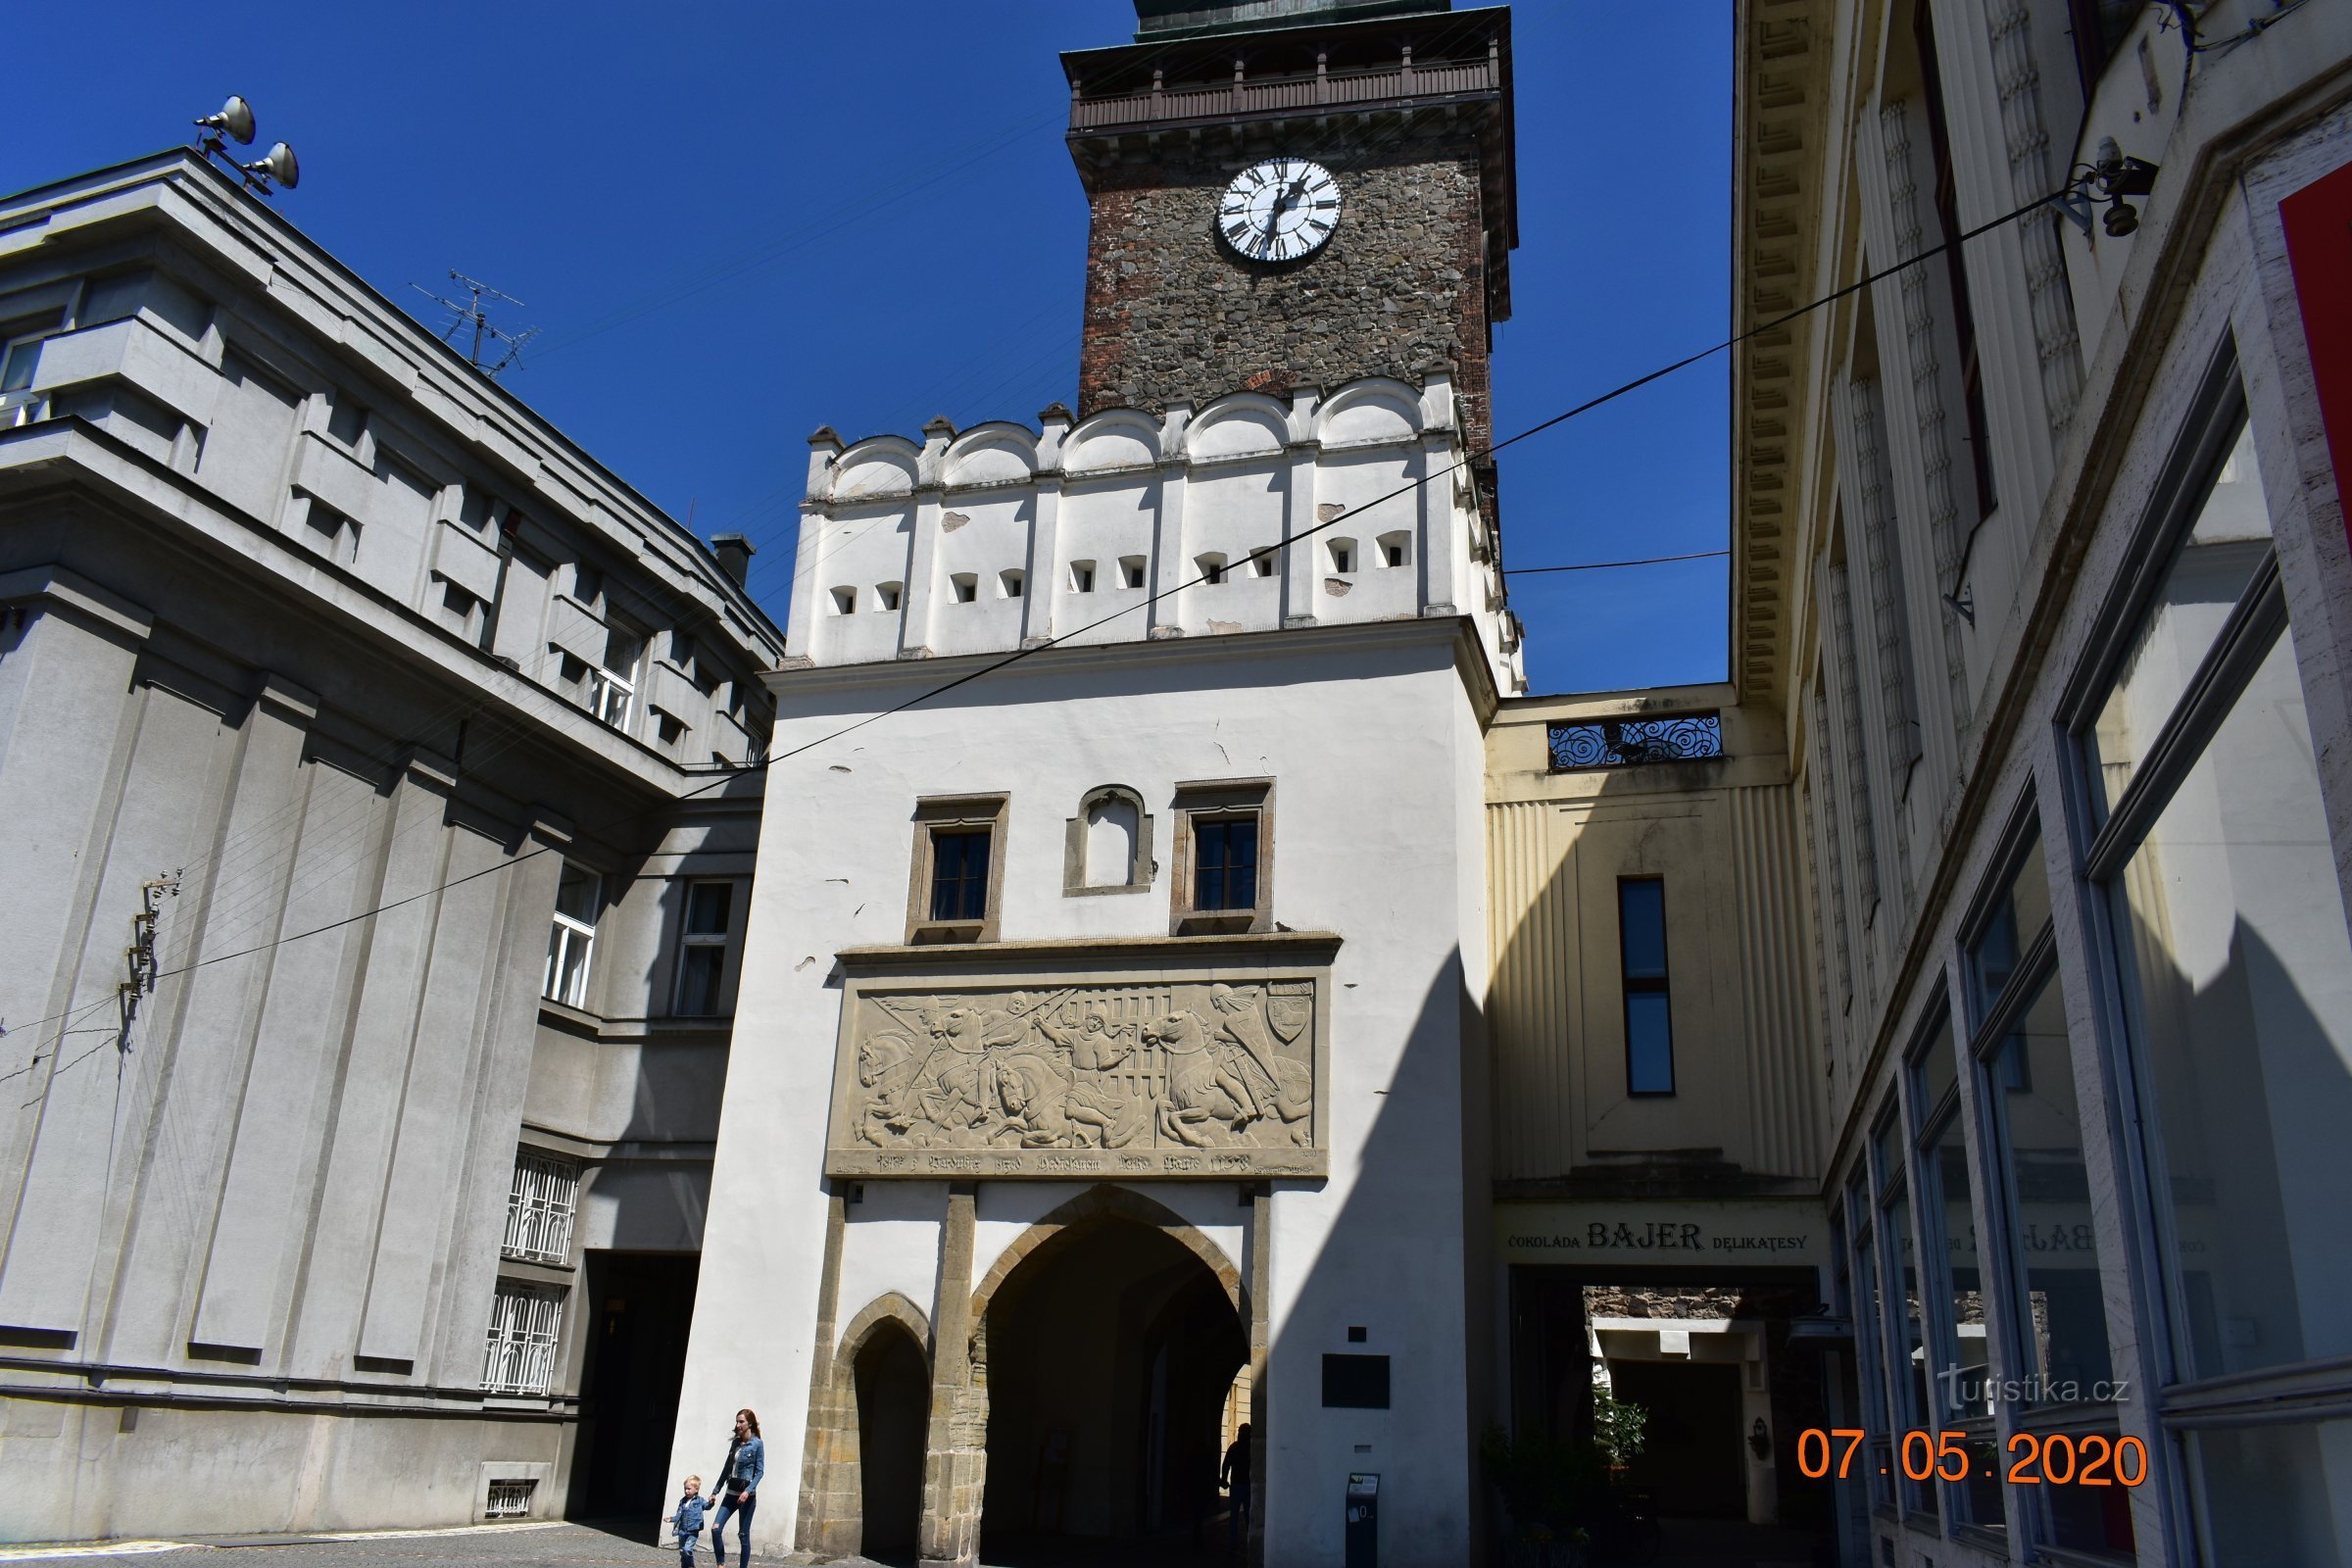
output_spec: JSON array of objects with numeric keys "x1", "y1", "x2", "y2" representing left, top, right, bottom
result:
[{"x1": 6, "y1": 71, "x2": 2076, "y2": 1067}]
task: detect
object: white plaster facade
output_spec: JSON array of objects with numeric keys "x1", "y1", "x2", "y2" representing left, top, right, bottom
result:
[
  {"x1": 675, "y1": 368, "x2": 1517, "y2": 1566},
  {"x1": 0, "y1": 151, "x2": 781, "y2": 1543}
]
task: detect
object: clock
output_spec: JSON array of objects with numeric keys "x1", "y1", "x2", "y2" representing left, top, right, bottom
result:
[{"x1": 1217, "y1": 158, "x2": 1342, "y2": 263}]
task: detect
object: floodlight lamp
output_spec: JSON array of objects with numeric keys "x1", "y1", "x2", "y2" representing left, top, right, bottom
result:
[
  {"x1": 196, "y1": 94, "x2": 256, "y2": 145},
  {"x1": 246, "y1": 142, "x2": 300, "y2": 191}
]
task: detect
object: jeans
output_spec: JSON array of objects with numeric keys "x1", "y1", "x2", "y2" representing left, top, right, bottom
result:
[
  {"x1": 710, "y1": 1492, "x2": 756, "y2": 1564},
  {"x1": 1228, "y1": 1490, "x2": 1250, "y2": 1556},
  {"x1": 676, "y1": 1528, "x2": 699, "y2": 1568}
]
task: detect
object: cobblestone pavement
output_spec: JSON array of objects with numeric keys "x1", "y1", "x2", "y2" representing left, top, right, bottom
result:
[{"x1": 1, "y1": 1521, "x2": 1233, "y2": 1568}]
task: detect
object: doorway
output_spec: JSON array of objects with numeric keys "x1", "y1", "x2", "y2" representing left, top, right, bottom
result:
[
  {"x1": 854, "y1": 1323, "x2": 928, "y2": 1560},
  {"x1": 570, "y1": 1251, "x2": 701, "y2": 1521},
  {"x1": 979, "y1": 1217, "x2": 1246, "y2": 1565}
]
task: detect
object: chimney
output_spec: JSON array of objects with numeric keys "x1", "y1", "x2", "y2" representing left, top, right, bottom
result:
[{"x1": 710, "y1": 533, "x2": 754, "y2": 586}]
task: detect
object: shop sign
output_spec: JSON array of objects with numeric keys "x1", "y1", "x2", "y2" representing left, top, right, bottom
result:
[{"x1": 1497, "y1": 1200, "x2": 1828, "y2": 1267}]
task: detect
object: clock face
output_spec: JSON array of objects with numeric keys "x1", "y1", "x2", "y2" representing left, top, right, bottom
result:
[{"x1": 1217, "y1": 158, "x2": 1341, "y2": 263}]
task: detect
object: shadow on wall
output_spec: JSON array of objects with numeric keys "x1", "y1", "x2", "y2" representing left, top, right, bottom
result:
[{"x1": 1259, "y1": 948, "x2": 1494, "y2": 1566}]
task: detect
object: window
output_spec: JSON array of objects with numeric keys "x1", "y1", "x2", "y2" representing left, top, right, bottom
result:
[
  {"x1": 502, "y1": 1151, "x2": 579, "y2": 1264},
  {"x1": 592, "y1": 622, "x2": 643, "y2": 731},
  {"x1": 1846, "y1": 1176, "x2": 1897, "y2": 1512},
  {"x1": 951, "y1": 572, "x2": 978, "y2": 604},
  {"x1": 672, "y1": 881, "x2": 735, "y2": 1016},
  {"x1": 1377, "y1": 530, "x2": 1411, "y2": 568},
  {"x1": 830, "y1": 585, "x2": 858, "y2": 614},
  {"x1": 1617, "y1": 878, "x2": 1674, "y2": 1095},
  {"x1": 1196, "y1": 553, "x2": 1227, "y2": 585},
  {"x1": 1171, "y1": 779, "x2": 1271, "y2": 934},
  {"x1": 1119, "y1": 557, "x2": 1147, "y2": 590},
  {"x1": 481, "y1": 1281, "x2": 564, "y2": 1396},
  {"x1": 1064, "y1": 785, "x2": 1152, "y2": 895},
  {"x1": 1069, "y1": 561, "x2": 1097, "y2": 593},
  {"x1": 0, "y1": 334, "x2": 45, "y2": 426},
  {"x1": 906, "y1": 795, "x2": 1006, "y2": 943},
  {"x1": 1250, "y1": 549, "x2": 1276, "y2": 578},
  {"x1": 1909, "y1": 1005, "x2": 2004, "y2": 1534},
  {"x1": 2072, "y1": 385, "x2": 2352, "y2": 1546},
  {"x1": 326, "y1": 396, "x2": 368, "y2": 448},
  {"x1": 1327, "y1": 537, "x2": 1357, "y2": 573},
  {"x1": 999, "y1": 568, "x2": 1024, "y2": 599},
  {"x1": 1194, "y1": 817, "x2": 1256, "y2": 908},
  {"x1": 1875, "y1": 1110, "x2": 1938, "y2": 1523},
  {"x1": 876, "y1": 581, "x2": 903, "y2": 611},
  {"x1": 544, "y1": 861, "x2": 599, "y2": 1007},
  {"x1": 1966, "y1": 829, "x2": 2116, "y2": 1414}
]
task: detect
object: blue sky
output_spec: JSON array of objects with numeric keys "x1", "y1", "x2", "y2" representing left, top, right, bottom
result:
[{"x1": 5, "y1": 1, "x2": 1730, "y2": 695}]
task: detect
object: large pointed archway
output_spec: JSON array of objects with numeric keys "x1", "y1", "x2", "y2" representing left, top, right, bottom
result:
[{"x1": 928, "y1": 1186, "x2": 1251, "y2": 1568}]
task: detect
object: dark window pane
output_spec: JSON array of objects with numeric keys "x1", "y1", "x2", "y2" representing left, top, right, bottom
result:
[
  {"x1": 1626, "y1": 993, "x2": 1674, "y2": 1093},
  {"x1": 676, "y1": 944, "x2": 725, "y2": 1016},
  {"x1": 1968, "y1": 832, "x2": 2051, "y2": 1021},
  {"x1": 930, "y1": 830, "x2": 991, "y2": 921},
  {"x1": 1619, "y1": 879, "x2": 1667, "y2": 977},
  {"x1": 685, "y1": 881, "x2": 733, "y2": 936},
  {"x1": 1194, "y1": 815, "x2": 1258, "y2": 910},
  {"x1": 1985, "y1": 973, "x2": 2115, "y2": 1398},
  {"x1": 555, "y1": 862, "x2": 598, "y2": 923}
]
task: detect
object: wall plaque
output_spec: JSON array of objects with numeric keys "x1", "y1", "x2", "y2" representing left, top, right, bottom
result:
[{"x1": 826, "y1": 949, "x2": 1332, "y2": 1178}]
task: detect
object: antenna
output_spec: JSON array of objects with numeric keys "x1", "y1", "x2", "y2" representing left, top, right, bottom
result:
[
  {"x1": 409, "y1": 270, "x2": 542, "y2": 378},
  {"x1": 191, "y1": 96, "x2": 300, "y2": 196}
]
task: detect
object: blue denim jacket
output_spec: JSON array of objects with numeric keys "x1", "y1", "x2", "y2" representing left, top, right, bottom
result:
[
  {"x1": 721, "y1": 1435, "x2": 764, "y2": 1494},
  {"x1": 672, "y1": 1494, "x2": 706, "y2": 1534}
]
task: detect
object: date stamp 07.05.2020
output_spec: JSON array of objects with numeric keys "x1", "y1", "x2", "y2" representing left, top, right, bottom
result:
[{"x1": 1796, "y1": 1428, "x2": 2150, "y2": 1488}]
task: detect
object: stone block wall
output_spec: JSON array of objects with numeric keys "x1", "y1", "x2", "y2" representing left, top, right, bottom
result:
[{"x1": 1077, "y1": 127, "x2": 1494, "y2": 457}]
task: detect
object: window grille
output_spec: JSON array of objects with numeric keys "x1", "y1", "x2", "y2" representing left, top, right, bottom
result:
[
  {"x1": 481, "y1": 1281, "x2": 564, "y2": 1396},
  {"x1": 1546, "y1": 712, "x2": 1724, "y2": 770},
  {"x1": 502, "y1": 1151, "x2": 579, "y2": 1264},
  {"x1": 484, "y1": 1479, "x2": 536, "y2": 1518}
]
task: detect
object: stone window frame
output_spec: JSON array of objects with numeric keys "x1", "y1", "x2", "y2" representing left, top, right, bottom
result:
[
  {"x1": 1168, "y1": 777, "x2": 1273, "y2": 936},
  {"x1": 1063, "y1": 784, "x2": 1154, "y2": 897},
  {"x1": 905, "y1": 793, "x2": 1009, "y2": 945}
]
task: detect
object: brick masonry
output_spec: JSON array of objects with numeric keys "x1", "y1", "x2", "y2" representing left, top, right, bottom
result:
[{"x1": 1076, "y1": 123, "x2": 1496, "y2": 458}]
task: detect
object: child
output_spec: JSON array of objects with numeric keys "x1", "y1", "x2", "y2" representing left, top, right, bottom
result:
[{"x1": 668, "y1": 1475, "x2": 708, "y2": 1568}]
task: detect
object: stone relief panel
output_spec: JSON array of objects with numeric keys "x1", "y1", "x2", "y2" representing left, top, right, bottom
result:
[{"x1": 827, "y1": 972, "x2": 1327, "y2": 1178}]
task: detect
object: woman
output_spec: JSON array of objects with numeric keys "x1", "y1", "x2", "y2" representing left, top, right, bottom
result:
[{"x1": 710, "y1": 1408, "x2": 763, "y2": 1567}]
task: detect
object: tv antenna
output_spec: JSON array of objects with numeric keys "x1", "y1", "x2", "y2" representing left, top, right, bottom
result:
[
  {"x1": 190, "y1": 95, "x2": 300, "y2": 196},
  {"x1": 411, "y1": 270, "x2": 541, "y2": 378}
]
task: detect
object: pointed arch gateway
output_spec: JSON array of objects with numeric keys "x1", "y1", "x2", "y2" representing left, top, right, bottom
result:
[{"x1": 913, "y1": 1183, "x2": 1261, "y2": 1568}]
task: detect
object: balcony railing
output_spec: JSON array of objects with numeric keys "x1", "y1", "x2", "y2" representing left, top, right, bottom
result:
[
  {"x1": 1547, "y1": 712, "x2": 1725, "y2": 771},
  {"x1": 1072, "y1": 56, "x2": 1500, "y2": 132}
]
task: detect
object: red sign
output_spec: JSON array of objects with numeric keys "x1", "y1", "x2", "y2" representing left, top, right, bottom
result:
[{"x1": 2281, "y1": 159, "x2": 2352, "y2": 555}]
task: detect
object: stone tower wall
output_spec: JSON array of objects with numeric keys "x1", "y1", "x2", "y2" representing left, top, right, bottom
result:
[{"x1": 1076, "y1": 125, "x2": 1494, "y2": 456}]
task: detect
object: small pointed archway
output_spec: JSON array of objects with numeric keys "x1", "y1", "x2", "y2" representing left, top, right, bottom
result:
[{"x1": 798, "y1": 1291, "x2": 931, "y2": 1561}]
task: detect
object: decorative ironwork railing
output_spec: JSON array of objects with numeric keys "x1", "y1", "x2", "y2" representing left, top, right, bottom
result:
[
  {"x1": 1547, "y1": 712, "x2": 1725, "y2": 771},
  {"x1": 1071, "y1": 58, "x2": 1500, "y2": 131}
]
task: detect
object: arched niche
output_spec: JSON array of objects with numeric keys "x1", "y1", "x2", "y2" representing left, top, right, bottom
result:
[
  {"x1": 1063, "y1": 784, "x2": 1152, "y2": 895},
  {"x1": 1316, "y1": 377, "x2": 1425, "y2": 449},
  {"x1": 945, "y1": 423, "x2": 1038, "y2": 488},
  {"x1": 1064, "y1": 411, "x2": 1161, "y2": 474},
  {"x1": 1186, "y1": 393, "x2": 1290, "y2": 462},
  {"x1": 831, "y1": 437, "x2": 920, "y2": 502}
]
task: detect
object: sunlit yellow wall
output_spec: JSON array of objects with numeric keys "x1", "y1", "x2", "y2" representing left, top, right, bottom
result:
[{"x1": 1485, "y1": 685, "x2": 1824, "y2": 1188}]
